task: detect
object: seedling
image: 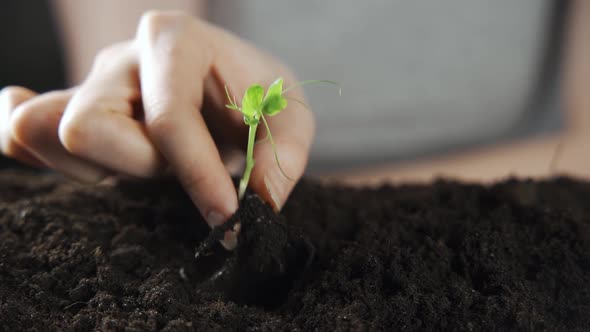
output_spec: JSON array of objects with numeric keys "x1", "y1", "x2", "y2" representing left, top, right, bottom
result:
[{"x1": 225, "y1": 78, "x2": 340, "y2": 200}]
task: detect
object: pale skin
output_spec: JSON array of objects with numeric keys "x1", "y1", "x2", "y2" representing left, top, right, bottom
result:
[
  {"x1": 0, "y1": 2, "x2": 588, "y2": 248},
  {"x1": 0, "y1": 3, "x2": 313, "y2": 249}
]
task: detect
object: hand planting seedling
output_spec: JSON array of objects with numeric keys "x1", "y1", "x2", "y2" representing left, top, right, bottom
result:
[{"x1": 225, "y1": 78, "x2": 340, "y2": 201}]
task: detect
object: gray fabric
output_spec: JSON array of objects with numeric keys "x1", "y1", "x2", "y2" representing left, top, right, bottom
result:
[{"x1": 209, "y1": 0, "x2": 558, "y2": 170}]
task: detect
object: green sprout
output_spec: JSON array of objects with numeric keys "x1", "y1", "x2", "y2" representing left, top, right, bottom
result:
[{"x1": 225, "y1": 77, "x2": 340, "y2": 200}]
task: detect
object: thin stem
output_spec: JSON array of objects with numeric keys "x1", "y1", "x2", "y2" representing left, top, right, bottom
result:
[
  {"x1": 224, "y1": 84, "x2": 240, "y2": 110},
  {"x1": 255, "y1": 134, "x2": 270, "y2": 145},
  {"x1": 284, "y1": 95, "x2": 311, "y2": 111},
  {"x1": 238, "y1": 123, "x2": 258, "y2": 200},
  {"x1": 261, "y1": 114, "x2": 294, "y2": 181},
  {"x1": 282, "y1": 79, "x2": 342, "y2": 95}
]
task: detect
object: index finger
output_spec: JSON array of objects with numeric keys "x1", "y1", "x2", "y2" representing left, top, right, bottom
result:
[{"x1": 136, "y1": 12, "x2": 238, "y2": 228}]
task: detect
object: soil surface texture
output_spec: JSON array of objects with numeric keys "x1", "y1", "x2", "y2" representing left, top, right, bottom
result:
[{"x1": 0, "y1": 169, "x2": 589, "y2": 331}]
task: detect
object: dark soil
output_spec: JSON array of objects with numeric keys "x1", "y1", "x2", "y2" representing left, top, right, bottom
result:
[{"x1": 0, "y1": 169, "x2": 589, "y2": 331}]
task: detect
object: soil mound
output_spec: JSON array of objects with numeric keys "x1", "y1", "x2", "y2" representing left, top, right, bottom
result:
[{"x1": 1, "y1": 169, "x2": 589, "y2": 331}]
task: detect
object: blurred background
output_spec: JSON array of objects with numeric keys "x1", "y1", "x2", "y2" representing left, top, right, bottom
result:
[
  {"x1": 209, "y1": 1, "x2": 564, "y2": 171},
  {"x1": 1, "y1": 0, "x2": 589, "y2": 184}
]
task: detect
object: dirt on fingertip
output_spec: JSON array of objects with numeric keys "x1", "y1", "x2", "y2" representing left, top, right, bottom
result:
[{"x1": 1, "y1": 169, "x2": 590, "y2": 331}]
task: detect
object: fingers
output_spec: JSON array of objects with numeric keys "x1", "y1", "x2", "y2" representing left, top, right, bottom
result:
[
  {"x1": 0, "y1": 86, "x2": 45, "y2": 166},
  {"x1": 59, "y1": 42, "x2": 165, "y2": 178},
  {"x1": 203, "y1": 22, "x2": 316, "y2": 211},
  {"x1": 136, "y1": 11, "x2": 315, "y2": 227},
  {"x1": 10, "y1": 90, "x2": 108, "y2": 183},
  {"x1": 3, "y1": 11, "x2": 315, "y2": 242},
  {"x1": 136, "y1": 12, "x2": 238, "y2": 229}
]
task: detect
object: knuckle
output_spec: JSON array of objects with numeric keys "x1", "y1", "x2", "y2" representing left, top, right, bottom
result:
[
  {"x1": 2, "y1": 139, "x2": 22, "y2": 158},
  {"x1": 0, "y1": 87, "x2": 19, "y2": 106},
  {"x1": 145, "y1": 110, "x2": 176, "y2": 138},
  {"x1": 136, "y1": 10, "x2": 204, "y2": 60},
  {"x1": 92, "y1": 43, "x2": 127, "y2": 70},
  {"x1": 0, "y1": 86, "x2": 32, "y2": 109},
  {"x1": 138, "y1": 10, "x2": 189, "y2": 39},
  {"x1": 10, "y1": 91, "x2": 66, "y2": 146},
  {"x1": 10, "y1": 103, "x2": 41, "y2": 146},
  {"x1": 136, "y1": 11, "x2": 213, "y2": 67},
  {"x1": 58, "y1": 111, "x2": 91, "y2": 155},
  {"x1": 94, "y1": 47, "x2": 116, "y2": 66}
]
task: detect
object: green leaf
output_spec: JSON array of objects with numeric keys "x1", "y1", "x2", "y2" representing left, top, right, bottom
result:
[
  {"x1": 265, "y1": 78, "x2": 284, "y2": 100},
  {"x1": 262, "y1": 78, "x2": 287, "y2": 116},
  {"x1": 241, "y1": 84, "x2": 264, "y2": 119},
  {"x1": 262, "y1": 95, "x2": 287, "y2": 116}
]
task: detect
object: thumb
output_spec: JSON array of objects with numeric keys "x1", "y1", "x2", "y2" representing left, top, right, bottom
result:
[{"x1": 249, "y1": 108, "x2": 315, "y2": 211}]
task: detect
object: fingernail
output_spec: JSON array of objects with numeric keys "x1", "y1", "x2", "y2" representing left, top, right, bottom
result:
[
  {"x1": 221, "y1": 230, "x2": 238, "y2": 250},
  {"x1": 220, "y1": 223, "x2": 241, "y2": 250},
  {"x1": 206, "y1": 210, "x2": 225, "y2": 228},
  {"x1": 264, "y1": 174, "x2": 284, "y2": 212}
]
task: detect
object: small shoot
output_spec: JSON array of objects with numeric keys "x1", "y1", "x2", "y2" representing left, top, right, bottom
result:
[{"x1": 225, "y1": 77, "x2": 339, "y2": 200}]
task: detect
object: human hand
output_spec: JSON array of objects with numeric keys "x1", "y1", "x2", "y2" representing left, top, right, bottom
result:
[{"x1": 0, "y1": 11, "x2": 314, "y2": 247}]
